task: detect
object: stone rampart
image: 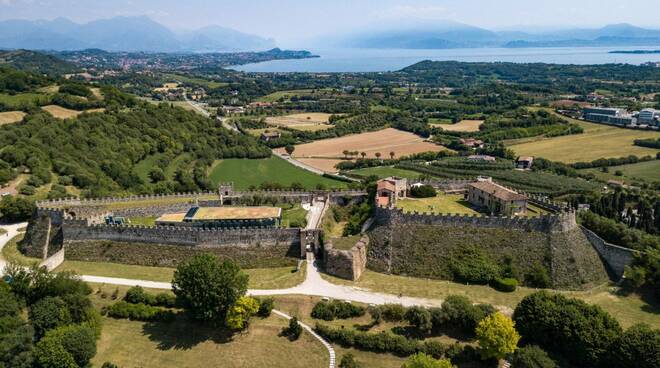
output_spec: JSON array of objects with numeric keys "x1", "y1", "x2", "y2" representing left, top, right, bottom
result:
[
  {"x1": 373, "y1": 206, "x2": 577, "y2": 234},
  {"x1": 324, "y1": 236, "x2": 368, "y2": 281},
  {"x1": 580, "y1": 226, "x2": 638, "y2": 279}
]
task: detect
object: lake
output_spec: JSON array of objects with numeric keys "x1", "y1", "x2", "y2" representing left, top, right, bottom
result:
[{"x1": 231, "y1": 46, "x2": 660, "y2": 73}]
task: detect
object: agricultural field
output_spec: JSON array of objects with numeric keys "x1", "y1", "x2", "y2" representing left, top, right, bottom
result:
[
  {"x1": 41, "y1": 104, "x2": 105, "y2": 119},
  {"x1": 280, "y1": 128, "x2": 446, "y2": 162},
  {"x1": 296, "y1": 158, "x2": 345, "y2": 173},
  {"x1": 508, "y1": 110, "x2": 660, "y2": 163},
  {"x1": 432, "y1": 119, "x2": 484, "y2": 132},
  {"x1": 257, "y1": 89, "x2": 315, "y2": 103},
  {"x1": 208, "y1": 156, "x2": 348, "y2": 190},
  {"x1": 0, "y1": 110, "x2": 26, "y2": 125},
  {"x1": 266, "y1": 113, "x2": 334, "y2": 131},
  {"x1": 581, "y1": 159, "x2": 660, "y2": 183},
  {"x1": 90, "y1": 286, "x2": 327, "y2": 368},
  {"x1": 161, "y1": 73, "x2": 228, "y2": 88},
  {"x1": 0, "y1": 92, "x2": 51, "y2": 108},
  {"x1": 395, "y1": 194, "x2": 480, "y2": 216}
]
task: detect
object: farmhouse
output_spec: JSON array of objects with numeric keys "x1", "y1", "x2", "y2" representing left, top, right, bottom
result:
[
  {"x1": 467, "y1": 154, "x2": 496, "y2": 162},
  {"x1": 156, "y1": 206, "x2": 282, "y2": 229},
  {"x1": 260, "y1": 131, "x2": 282, "y2": 142},
  {"x1": 516, "y1": 156, "x2": 534, "y2": 169},
  {"x1": 466, "y1": 178, "x2": 528, "y2": 216},
  {"x1": 460, "y1": 138, "x2": 484, "y2": 148},
  {"x1": 376, "y1": 177, "x2": 408, "y2": 207}
]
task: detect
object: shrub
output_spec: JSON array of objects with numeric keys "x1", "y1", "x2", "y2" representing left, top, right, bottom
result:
[
  {"x1": 439, "y1": 295, "x2": 493, "y2": 336},
  {"x1": 379, "y1": 304, "x2": 407, "y2": 322},
  {"x1": 104, "y1": 301, "x2": 176, "y2": 322},
  {"x1": 225, "y1": 296, "x2": 259, "y2": 330},
  {"x1": 257, "y1": 297, "x2": 274, "y2": 317},
  {"x1": 339, "y1": 353, "x2": 361, "y2": 368},
  {"x1": 29, "y1": 296, "x2": 72, "y2": 339},
  {"x1": 491, "y1": 277, "x2": 518, "y2": 292},
  {"x1": 524, "y1": 263, "x2": 551, "y2": 288},
  {"x1": 282, "y1": 317, "x2": 303, "y2": 341},
  {"x1": 608, "y1": 323, "x2": 660, "y2": 368},
  {"x1": 124, "y1": 286, "x2": 176, "y2": 308},
  {"x1": 402, "y1": 353, "x2": 455, "y2": 368},
  {"x1": 311, "y1": 300, "x2": 365, "y2": 321},
  {"x1": 405, "y1": 306, "x2": 433, "y2": 333},
  {"x1": 450, "y1": 246, "x2": 500, "y2": 284},
  {"x1": 510, "y1": 345, "x2": 557, "y2": 368},
  {"x1": 34, "y1": 325, "x2": 96, "y2": 368}
]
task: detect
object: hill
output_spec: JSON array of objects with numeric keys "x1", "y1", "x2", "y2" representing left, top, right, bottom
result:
[
  {"x1": 0, "y1": 16, "x2": 275, "y2": 52},
  {"x1": 0, "y1": 49, "x2": 78, "y2": 75}
]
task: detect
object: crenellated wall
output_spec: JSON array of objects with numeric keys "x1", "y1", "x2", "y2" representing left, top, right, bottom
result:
[{"x1": 373, "y1": 206, "x2": 577, "y2": 234}]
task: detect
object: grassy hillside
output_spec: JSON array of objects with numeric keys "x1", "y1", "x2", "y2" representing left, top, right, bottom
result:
[
  {"x1": 581, "y1": 160, "x2": 660, "y2": 183},
  {"x1": 208, "y1": 156, "x2": 348, "y2": 190}
]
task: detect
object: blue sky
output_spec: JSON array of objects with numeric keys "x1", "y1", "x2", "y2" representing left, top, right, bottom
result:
[{"x1": 1, "y1": 0, "x2": 658, "y2": 45}]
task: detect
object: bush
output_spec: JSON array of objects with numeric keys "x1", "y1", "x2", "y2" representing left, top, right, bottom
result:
[
  {"x1": 608, "y1": 323, "x2": 660, "y2": 368},
  {"x1": 225, "y1": 296, "x2": 259, "y2": 330},
  {"x1": 311, "y1": 300, "x2": 365, "y2": 321},
  {"x1": 524, "y1": 263, "x2": 551, "y2": 288},
  {"x1": 410, "y1": 185, "x2": 437, "y2": 198},
  {"x1": 282, "y1": 317, "x2": 303, "y2": 341},
  {"x1": 510, "y1": 345, "x2": 557, "y2": 368},
  {"x1": 379, "y1": 304, "x2": 407, "y2": 322},
  {"x1": 34, "y1": 325, "x2": 96, "y2": 368},
  {"x1": 491, "y1": 277, "x2": 518, "y2": 292},
  {"x1": 339, "y1": 353, "x2": 361, "y2": 368},
  {"x1": 439, "y1": 295, "x2": 493, "y2": 336},
  {"x1": 450, "y1": 246, "x2": 500, "y2": 284},
  {"x1": 405, "y1": 306, "x2": 433, "y2": 333},
  {"x1": 104, "y1": 301, "x2": 176, "y2": 322},
  {"x1": 401, "y1": 353, "x2": 455, "y2": 368},
  {"x1": 124, "y1": 286, "x2": 176, "y2": 308},
  {"x1": 29, "y1": 296, "x2": 72, "y2": 339},
  {"x1": 257, "y1": 297, "x2": 274, "y2": 317}
]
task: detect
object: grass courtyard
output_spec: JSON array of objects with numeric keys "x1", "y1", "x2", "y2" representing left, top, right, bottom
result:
[
  {"x1": 395, "y1": 194, "x2": 479, "y2": 215},
  {"x1": 55, "y1": 260, "x2": 306, "y2": 290},
  {"x1": 321, "y1": 270, "x2": 660, "y2": 329},
  {"x1": 208, "y1": 156, "x2": 348, "y2": 190},
  {"x1": 90, "y1": 285, "x2": 328, "y2": 368}
]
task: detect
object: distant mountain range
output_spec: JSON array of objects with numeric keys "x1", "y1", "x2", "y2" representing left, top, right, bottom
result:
[
  {"x1": 0, "y1": 16, "x2": 276, "y2": 52},
  {"x1": 340, "y1": 22, "x2": 660, "y2": 49}
]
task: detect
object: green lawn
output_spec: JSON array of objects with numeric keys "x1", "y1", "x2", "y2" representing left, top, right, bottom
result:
[
  {"x1": 161, "y1": 73, "x2": 229, "y2": 89},
  {"x1": 329, "y1": 235, "x2": 362, "y2": 251},
  {"x1": 581, "y1": 160, "x2": 660, "y2": 183},
  {"x1": 322, "y1": 270, "x2": 660, "y2": 328},
  {"x1": 1, "y1": 234, "x2": 41, "y2": 266},
  {"x1": 129, "y1": 216, "x2": 158, "y2": 226},
  {"x1": 396, "y1": 194, "x2": 480, "y2": 216},
  {"x1": 347, "y1": 166, "x2": 428, "y2": 180},
  {"x1": 208, "y1": 156, "x2": 348, "y2": 190},
  {"x1": 55, "y1": 260, "x2": 306, "y2": 289},
  {"x1": 281, "y1": 203, "x2": 308, "y2": 228},
  {"x1": 257, "y1": 89, "x2": 315, "y2": 103}
]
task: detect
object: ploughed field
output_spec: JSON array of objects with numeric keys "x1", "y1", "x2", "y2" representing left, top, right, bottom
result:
[
  {"x1": 0, "y1": 111, "x2": 26, "y2": 125},
  {"x1": 431, "y1": 119, "x2": 484, "y2": 132},
  {"x1": 266, "y1": 112, "x2": 334, "y2": 131},
  {"x1": 41, "y1": 104, "x2": 105, "y2": 119},
  {"x1": 278, "y1": 128, "x2": 447, "y2": 172}
]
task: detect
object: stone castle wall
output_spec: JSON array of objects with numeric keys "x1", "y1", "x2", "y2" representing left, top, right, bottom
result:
[
  {"x1": 373, "y1": 206, "x2": 577, "y2": 234},
  {"x1": 324, "y1": 236, "x2": 368, "y2": 281},
  {"x1": 580, "y1": 226, "x2": 638, "y2": 279}
]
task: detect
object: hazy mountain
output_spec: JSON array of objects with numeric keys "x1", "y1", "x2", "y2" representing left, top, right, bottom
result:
[
  {"x1": 0, "y1": 16, "x2": 276, "y2": 52},
  {"x1": 340, "y1": 22, "x2": 660, "y2": 49}
]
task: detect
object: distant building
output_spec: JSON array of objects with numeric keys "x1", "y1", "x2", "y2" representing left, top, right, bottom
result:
[
  {"x1": 516, "y1": 156, "x2": 534, "y2": 170},
  {"x1": 156, "y1": 206, "x2": 282, "y2": 229},
  {"x1": 460, "y1": 138, "x2": 484, "y2": 148},
  {"x1": 467, "y1": 155, "x2": 496, "y2": 162},
  {"x1": 583, "y1": 107, "x2": 636, "y2": 126},
  {"x1": 376, "y1": 177, "x2": 408, "y2": 207},
  {"x1": 638, "y1": 108, "x2": 660, "y2": 126},
  {"x1": 260, "y1": 131, "x2": 281, "y2": 142},
  {"x1": 607, "y1": 180, "x2": 624, "y2": 188},
  {"x1": 467, "y1": 178, "x2": 527, "y2": 216},
  {"x1": 222, "y1": 106, "x2": 245, "y2": 114}
]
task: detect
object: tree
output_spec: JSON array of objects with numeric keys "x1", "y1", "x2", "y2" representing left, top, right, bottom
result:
[
  {"x1": 285, "y1": 144, "x2": 295, "y2": 156},
  {"x1": 225, "y1": 296, "x2": 259, "y2": 330},
  {"x1": 401, "y1": 353, "x2": 455, "y2": 368},
  {"x1": 343, "y1": 150, "x2": 350, "y2": 159},
  {"x1": 172, "y1": 254, "x2": 248, "y2": 325},
  {"x1": 360, "y1": 152, "x2": 366, "y2": 159},
  {"x1": 0, "y1": 196, "x2": 35, "y2": 222},
  {"x1": 282, "y1": 316, "x2": 303, "y2": 341},
  {"x1": 513, "y1": 291, "x2": 622, "y2": 367},
  {"x1": 389, "y1": 151, "x2": 395, "y2": 159},
  {"x1": 609, "y1": 323, "x2": 660, "y2": 368},
  {"x1": 148, "y1": 167, "x2": 165, "y2": 183},
  {"x1": 375, "y1": 152, "x2": 382, "y2": 160},
  {"x1": 476, "y1": 312, "x2": 520, "y2": 360},
  {"x1": 29, "y1": 297, "x2": 72, "y2": 339},
  {"x1": 510, "y1": 345, "x2": 556, "y2": 368}
]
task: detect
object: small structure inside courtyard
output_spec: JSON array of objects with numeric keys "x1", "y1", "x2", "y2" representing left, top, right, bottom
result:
[
  {"x1": 156, "y1": 206, "x2": 282, "y2": 229},
  {"x1": 466, "y1": 177, "x2": 528, "y2": 216},
  {"x1": 375, "y1": 176, "x2": 408, "y2": 207}
]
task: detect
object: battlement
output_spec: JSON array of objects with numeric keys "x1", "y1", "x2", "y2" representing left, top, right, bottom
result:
[{"x1": 374, "y1": 206, "x2": 577, "y2": 233}]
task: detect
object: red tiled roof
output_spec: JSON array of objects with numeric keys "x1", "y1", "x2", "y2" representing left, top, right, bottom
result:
[
  {"x1": 469, "y1": 181, "x2": 527, "y2": 201},
  {"x1": 377, "y1": 180, "x2": 397, "y2": 192}
]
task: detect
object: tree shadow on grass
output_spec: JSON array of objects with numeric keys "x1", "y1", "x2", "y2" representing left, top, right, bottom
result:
[
  {"x1": 639, "y1": 287, "x2": 660, "y2": 315},
  {"x1": 142, "y1": 315, "x2": 235, "y2": 350}
]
